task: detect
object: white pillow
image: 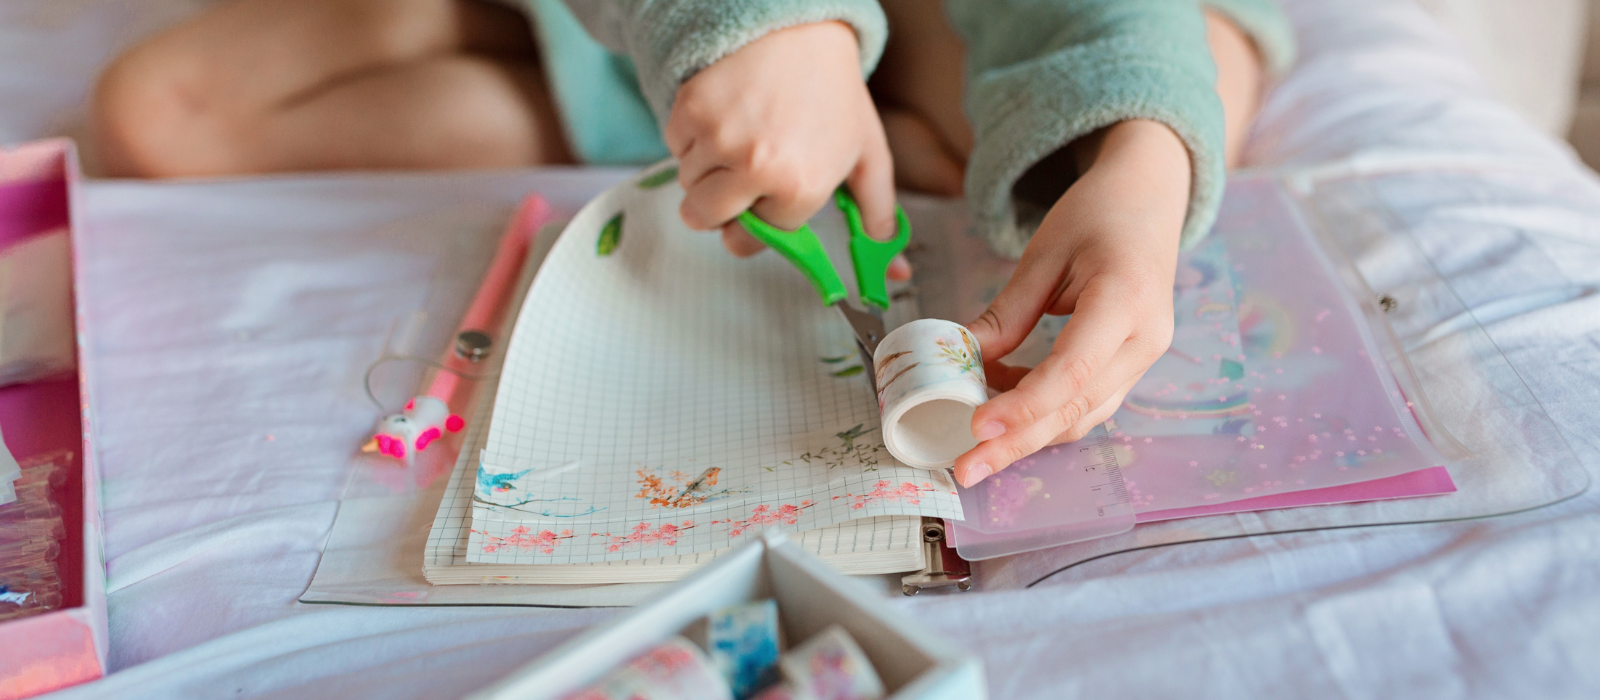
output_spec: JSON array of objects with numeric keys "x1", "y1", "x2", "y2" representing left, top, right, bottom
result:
[{"x1": 1413, "y1": 0, "x2": 1587, "y2": 136}]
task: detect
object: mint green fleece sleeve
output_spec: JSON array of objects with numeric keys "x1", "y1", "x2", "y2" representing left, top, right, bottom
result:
[
  {"x1": 947, "y1": 0, "x2": 1295, "y2": 257},
  {"x1": 556, "y1": 0, "x2": 888, "y2": 127}
]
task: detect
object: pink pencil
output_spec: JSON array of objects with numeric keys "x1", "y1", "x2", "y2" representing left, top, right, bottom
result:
[{"x1": 372, "y1": 194, "x2": 551, "y2": 460}]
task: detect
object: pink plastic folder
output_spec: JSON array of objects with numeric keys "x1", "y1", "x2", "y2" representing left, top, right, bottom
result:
[{"x1": 934, "y1": 181, "x2": 1454, "y2": 560}]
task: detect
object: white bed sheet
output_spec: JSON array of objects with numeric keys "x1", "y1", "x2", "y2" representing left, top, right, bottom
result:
[{"x1": 1, "y1": 0, "x2": 1596, "y2": 697}]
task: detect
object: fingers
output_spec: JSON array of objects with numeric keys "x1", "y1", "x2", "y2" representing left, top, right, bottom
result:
[
  {"x1": 720, "y1": 222, "x2": 767, "y2": 257},
  {"x1": 965, "y1": 250, "x2": 1068, "y2": 367},
  {"x1": 881, "y1": 109, "x2": 964, "y2": 197},
  {"x1": 679, "y1": 167, "x2": 766, "y2": 231},
  {"x1": 674, "y1": 125, "x2": 830, "y2": 232},
  {"x1": 844, "y1": 123, "x2": 898, "y2": 241},
  {"x1": 1044, "y1": 373, "x2": 1140, "y2": 447},
  {"x1": 678, "y1": 142, "x2": 841, "y2": 234},
  {"x1": 886, "y1": 254, "x2": 912, "y2": 282},
  {"x1": 954, "y1": 286, "x2": 1151, "y2": 487},
  {"x1": 973, "y1": 284, "x2": 1135, "y2": 438},
  {"x1": 981, "y1": 360, "x2": 1031, "y2": 393},
  {"x1": 952, "y1": 346, "x2": 1146, "y2": 487},
  {"x1": 748, "y1": 184, "x2": 835, "y2": 232}
]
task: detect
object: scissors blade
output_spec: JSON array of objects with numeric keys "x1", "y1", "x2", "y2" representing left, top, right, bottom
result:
[{"x1": 834, "y1": 302, "x2": 885, "y2": 393}]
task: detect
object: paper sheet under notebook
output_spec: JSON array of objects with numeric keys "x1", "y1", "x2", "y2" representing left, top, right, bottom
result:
[{"x1": 467, "y1": 168, "x2": 961, "y2": 565}]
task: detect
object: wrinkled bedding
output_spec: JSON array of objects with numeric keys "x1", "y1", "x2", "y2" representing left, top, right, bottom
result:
[{"x1": 2, "y1": 0, "x2": 1597, "y2": 697}]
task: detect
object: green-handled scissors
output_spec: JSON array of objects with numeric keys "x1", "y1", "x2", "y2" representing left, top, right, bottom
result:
[{"x1": 737, "y1": 188, "x2": 911, "y2": 389}]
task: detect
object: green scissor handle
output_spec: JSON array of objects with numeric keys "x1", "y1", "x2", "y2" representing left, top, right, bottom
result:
[
  {"x1": 736, "y1": 207, "x2": 848, "y2": 307},
  {"x1": 735, "y1": 188, "x2": 911, "y2": 311},
  {"x1": 835, "y1": 189, "x2": 911, "y2": 310}
]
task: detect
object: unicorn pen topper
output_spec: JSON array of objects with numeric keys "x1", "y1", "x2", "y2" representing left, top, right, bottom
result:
[{"x1": 367, "y1": 194, "x2": 550, "y2": 461}]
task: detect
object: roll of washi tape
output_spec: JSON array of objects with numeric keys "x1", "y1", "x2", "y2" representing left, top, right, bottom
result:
[
  {"x1": 778, "y1": 625, "x2": 885, "y2": 700},
  {"x1": 706, "y1": 599, "x2": 783, "y2": 698},
  {"x1": 746, "y1": 681, "x2": 804, "y2": 700},
  {"x1": 566, "y1": 637, "x2": 733, "y2": 700},
  {"x1": 873, "y1": 319, "x2": 989, "y2": 469}
]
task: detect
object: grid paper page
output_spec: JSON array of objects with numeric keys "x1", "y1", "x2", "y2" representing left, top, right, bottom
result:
[
  {"x1": 467, "y1": 168, "x2": 961, "y2": 564},
  {"x1": 427, "y1": 321, "x2": 923, "y2": 578}
]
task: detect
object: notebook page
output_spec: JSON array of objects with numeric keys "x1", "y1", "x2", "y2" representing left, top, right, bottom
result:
[
  {"x1": 467, "y1": 168, "x2": 959, "y2": 564},
  {"x1": 429, "y1": 300, "x2": 923, "y2": 577}
]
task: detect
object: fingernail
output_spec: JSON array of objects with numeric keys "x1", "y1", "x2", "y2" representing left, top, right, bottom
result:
[
  {"x1": 975, "y1": 421, "x2": 1006, "y2": 441},
  {"x1": 887, "y1": 255, "x2": 912, "y2": 281},
  {"x1": 961, "y1": 463, "x2": 993, "y2": 488},
  {"x1": 871, "y1": 217, "x2": 896, "y2": 241}
]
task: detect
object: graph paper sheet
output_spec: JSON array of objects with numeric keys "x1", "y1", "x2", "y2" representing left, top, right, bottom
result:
[
  {"x1": 466, "y1": 167, "x2": 962, "y2": 565},
  {"x1": 427, "y1": 357, "x2": 923, "y2": 582}
]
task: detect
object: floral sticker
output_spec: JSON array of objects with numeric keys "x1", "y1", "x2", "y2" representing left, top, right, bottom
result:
[
  {"x1": 873, "y1": 350, "x2": 921, "y2": 404},
  {"x1": 592, "y1": 521, "x2": 697, "y2": 551},
  {"x1": 636, "y1": 465, "x2": 741, "y2": 508},
  {"x1": 780, "y1": 425, "x2": 885, "y2": 471},
  {"x1": 477, "y1": 468, "x2": 531, "y2": 494},
  {"x1": 713, "y1": 501, "x2": 816, "y2": 537},
  {"x1": 936, "y1": 328, "x2": 982, "y2": 374},
  {"x1": 833, "y1": 480, "x2": 942, "y2": 510},
  {"x1": 477, "y1": 526, "x2": 575, "y2": 554}
]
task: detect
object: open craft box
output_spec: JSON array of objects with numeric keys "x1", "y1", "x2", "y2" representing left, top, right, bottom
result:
[
  {"x1": 0, "y1": 139, "x2": 108, "y2": 698},
  {"x1": 472, "y1": 532, "x2": 986, "y2": 700}
]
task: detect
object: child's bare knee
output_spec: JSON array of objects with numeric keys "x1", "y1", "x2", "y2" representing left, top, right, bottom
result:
[
  {"x1": 416, "y1": 58, "x2": 559, "y2": 167},
  {"x1": 332, "y1": 0, "x2": 460, "y2": 60},
  {"x1": 92, "y1": 43, "x2": 243, "y2": 177}
]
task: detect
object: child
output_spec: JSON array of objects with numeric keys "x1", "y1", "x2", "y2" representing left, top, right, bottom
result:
[{"x1": 94, "y1": 0, "x2": 1293, "y2": 487}]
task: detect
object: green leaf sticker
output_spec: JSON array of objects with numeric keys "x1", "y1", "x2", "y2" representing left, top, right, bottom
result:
[
  {"x1": 831, "y1": 365, "x2": 865, "y2": 377},
  {"x1": 820, "y1": 355, "x2": 851, "y2": 364},
  {"x1": 637, "y1": 166, "x2": 678, "y2": 189},
  {"x1": 597, "y1": 213, "x2": 623, "y2": 256}
]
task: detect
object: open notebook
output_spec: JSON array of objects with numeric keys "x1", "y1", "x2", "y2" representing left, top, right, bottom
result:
[
  {"x1": 425, "y1": 359, "x2": 928, "y2": 584},
  {"x1": 426, "y1": 166, "x2": 960, "y2": 584}
]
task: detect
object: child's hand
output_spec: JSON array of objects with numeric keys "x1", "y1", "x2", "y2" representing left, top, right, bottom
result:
[
  {"x1": 953, "y1": 120, "x2": 1189, "y2": 488},
  {"x1": 667, "y1": 21, "x2": 909, "y2": 280}
]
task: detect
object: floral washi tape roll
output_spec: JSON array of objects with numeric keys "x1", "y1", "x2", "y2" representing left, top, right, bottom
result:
[
  {"x1": 706, "y1": 599, "x2": 783, "y2": 698},
  {"x1": 566, "y1": 636, "x2": 733, "y2": 700},
  {"x1": 746, "y1": 682, "x2": 802, "y2": 700},
  {"x1": 873, "y1": 319, "x2": 989, "y2": 469},
  {"x1": 777, "y1": 625, "x2": 885, "y2": 700}
]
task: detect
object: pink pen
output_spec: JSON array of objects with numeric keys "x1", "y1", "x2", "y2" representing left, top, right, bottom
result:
[{"x1": 371, "y1": 194, "x2": 551, "y2": 461}]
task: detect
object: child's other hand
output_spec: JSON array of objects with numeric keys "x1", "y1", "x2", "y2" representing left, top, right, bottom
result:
[
  {"x1": 953, "y1": 120, "x2": 1189, "y2": 488},
  {"x1": 667, "y1": 21, "x2": 909, "y2": 281}
]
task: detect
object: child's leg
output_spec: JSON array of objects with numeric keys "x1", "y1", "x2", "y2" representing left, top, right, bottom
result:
[
  {"x1": 873, "y1": 0, "x2": 972, "y2": 197},
  {"x1": 94, "y1": 0, "x2": 572, "y2": 177},
  {"x1": 871, "y1": 3, "x2": 1264, "y2": 193},
  {"x1": 1205, "y1": 10, "x2": 1264, "y2": 168}
]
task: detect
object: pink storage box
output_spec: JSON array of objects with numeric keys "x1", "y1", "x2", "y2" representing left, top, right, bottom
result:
[{"x1": 0, "y1": 139, "x2": 107, "y2": 698}]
